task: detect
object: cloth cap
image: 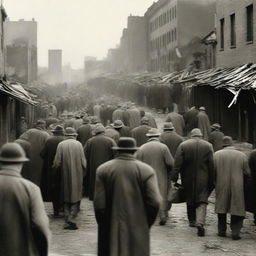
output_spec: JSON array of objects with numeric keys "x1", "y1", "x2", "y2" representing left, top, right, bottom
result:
[
  {"x1": 223, "y1": 136, "x2": 233, "y2": 147},
  {"x1": 90, "y1": 116, "x2": 99, "y2": 124},
  {"x1": 52, "y1": 125, "x2": 64, "y2": 135},
  {"x1": 0, "y1": 143, "x2": 29, "y2": 163},
  {"x1": 64, "y1": 127, "x2": 77, "y2": 136},
  {"x1": 199, "y1": 106, "x2": 206, "y2": 111},
  {"x1": 191, "y1": 128, "x2": 203, "y2": 137},
  {"x1": 113, "y1": 120, "x2": 124, "y2": 129},
  {"x1": 141, "y1": 117, "x2": 149, "y2": 125},
  {"x1": 94, "y1": 124, "x2": 105, "y2": 135},
  {"x1": 112, "y1": 137, "x2": 138, "y2": 151},
  {"x1": 211, "y1": 123, "x2": 221, "y2": 129},
  {"x1": 146, "y1": 128, "x2": 161, "y2": 137},
  {"x1": 83, "y1": 116, "x2": 90, "y2": 124},
  {"x1": 36, "y1": 120, "x2": 46, "y2": 126},
  {"x1": 163, "y1": 122, "x2": 175, "y2": 130}
]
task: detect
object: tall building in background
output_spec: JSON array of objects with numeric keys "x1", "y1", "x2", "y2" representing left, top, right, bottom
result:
[
  {"x1": 48, "y1": 49, "x2": 62, "y2": 84},
  {"x1": 0, "y1": 6, "x2": 7, "y2": 77},
  {"x1": 4, "y1": 18, "x2": 37, "y2": 83}
]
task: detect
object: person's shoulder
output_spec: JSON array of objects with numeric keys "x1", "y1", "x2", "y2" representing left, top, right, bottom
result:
[
  {"x1": 20, "y1": 177, "x2": 41, "y2": 193},
  {"x1": 135, "y1": 160, "x2": 155, "y2": 176},
  {"x1": 97, "y1": 159, "x2": 116, "y2": 174}
]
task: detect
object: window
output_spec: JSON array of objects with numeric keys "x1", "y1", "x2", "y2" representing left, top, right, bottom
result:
[
  {"x1": 220, "y1": 18, "x2": 225, "y2": 50},
  {"x1": 171, "y1": 30, "x2": 174, "y2": 42},
  {"x1": 230, "y1": 13, "x2": 236, "y2": 47},
  {"x1": 174, "y1": 6, "x2": 177, "y2": 18},
  {"x1": 246, "y1": 4, "x2": 253, "y2": 42},
  {"x1": 169, "y1": 9, "x2": 172, "y2": 21},
  {"x1": 174, "y1": 28, "x2": 177, "y2": 41}
]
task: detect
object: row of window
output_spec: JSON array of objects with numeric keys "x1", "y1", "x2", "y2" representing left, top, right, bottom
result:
[
  {"x1": 220, "y1": 4, "x2": 253, "y2": 50},
  {"x1": 150, "y1": 28, "x2": 177, "y2": 51},
  {"x1": 149, "y1": 6, "x2": 177, "y2": 33}
]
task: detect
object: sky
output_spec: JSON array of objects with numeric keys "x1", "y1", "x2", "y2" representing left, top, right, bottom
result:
[{"x1": 4, "y1": 0, "x2": 154, "y2": 69}]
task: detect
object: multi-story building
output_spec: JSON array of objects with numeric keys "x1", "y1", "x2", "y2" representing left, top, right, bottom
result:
[
  {"x1": 216, "y1": 0, "x2": 256, "y2": 67},
  {"x1": 4, "y1": 18, "x2": 38, "y2": 83},
  {"x1": 48, "y1": 49, "x2": 62, "y2": 84},
  {"x1": 0, "y1": 6, "x2": 7, "y2": 77},
  {"x1": 145, "y1": 0, "x2": 216, "y2": 72}
]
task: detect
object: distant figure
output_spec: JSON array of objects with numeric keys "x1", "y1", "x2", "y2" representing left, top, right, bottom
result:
[
  {"x1": 112, "y1": 120, "x2": 131, "y2": 137},
  {"x1": 249, "y1": 149, "x2": 256, "y2": 225},
  {"x1": 64, "y1": 113, "x2": 75, "y2": 128},
  {"x1": 93, "y1": 103, "x2": 101, "y2": 121},
  {"x1": 184, "y1": 106, "x2": 199, "y2": 135},
  {"x1": 127, "y1": 104, "x2": 141, "y2": 128},
  {"x1": 17, "y1": 116, "x2": 28, "y2": 137},
  {"x1": 131, "y1": 117, "x2": 151, "y2": 147},
  {"x1": 73, "y1": 114, "x2": 83, "y2": 130},
  {"x1": 214, "y1": 136, "x2": 250, "y2": 240},
  {"x1": 166, "y1": 111, "x2": 185, "y2": 136},
  {"x1": 94, "y1": 137, "x2": 161, "y2": 256},
  {"x1": 77, "y1": 117, "x2": 93, "y2": 146},
  {"x1": 112, "y1": 104, "x2": 124, "y2": 123},
  {"x1": 0, "y1": 143, "x2": 50, "y2": 256},
  {"x1": 197, "y1": 106, "x2": 211, "y2": 141},
  {"x1": 209, "y1": 123, "x2": 224, "y2": 152},
  {"x1": 105, "y1": 125, "x2": 120, "y2": 144},
  {"x1": 140, "y1": 110, "x2": 157, "y2": 128}
]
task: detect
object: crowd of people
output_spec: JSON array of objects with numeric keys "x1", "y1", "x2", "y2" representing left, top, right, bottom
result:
[{"x1": 0, "y1": 99, "x2": 255, "y2": 256}]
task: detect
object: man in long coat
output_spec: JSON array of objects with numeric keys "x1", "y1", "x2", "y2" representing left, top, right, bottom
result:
[
  {"x1": 249, "y1": 149, "x2": 256, "y2": 225},
  {"x1": 131, "y1": 117, "x2": 151, "y2": 147},
  {"x1": 197, "y1": 106, "x2": 211, "y2": 141},
  {"x1": 112, "y1": 104, "x2": 124, "y2": 122},
  {"x1": 184, "y1": 106, "x2": 199, "y2": 135},
  {"x1": 77, "y1": 116, "x2": 92, "y2": 146},
  {"x1": 0, "y1": 143, "x2": 50, "y2": 256},
  {"x1": 20, "y1": 120, "x2": 49, "y2": 186},
  {"x1": 84, "y1": 125, "x2": 116, "y2": 200},
  {"x1": 112, "y1": 120, "x2": 131, "y2": 137},
  {"x1": 53, "y1": 127, "x2": 86, "y2": 229},
  {"x1": 127, "y1": 104, "x2": 141, "y2": 128},
  {"x1": 214, "y1": 136, "x2": 250, "y2": 240},
  {"x1": 172, "y1": 128, "x2": 214, "y2": 236},
  {"x1": 94, "y1": 137, "x2": 161, "y2": 256},
  {"x1": 140, "y1": 110, "x2": 157, "y2": 128},
  {"x1": 160, "y1": 122, "x2": 184, "y2": 157},
  {"x1": 166, "y1": 110, "x2": 185, "y2": 136},
  {"x1": 209, "y1": 123, "x2": 224, "y2": 152},
  {"x1": 136, "y1": 128, "x2": 174, "y2": 225},
  {"x1": 40, "y1": 125, "x2": 65, "y2": 217}
]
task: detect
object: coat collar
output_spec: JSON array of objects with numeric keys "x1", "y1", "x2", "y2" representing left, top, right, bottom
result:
[
  {"x1": 116, "y1": 153, "x2": 136, "y2": 160},
  {"x1": 148, "y1": 138, "x2": 159, "y2": 142},
  {"x1": 222, "y1": 146, "x2": 236, "y2": 150},
  {"x1": 0, "y1": 168, "x2": 22, "y2": 178}
]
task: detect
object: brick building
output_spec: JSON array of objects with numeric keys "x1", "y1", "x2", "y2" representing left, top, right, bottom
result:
[
  {"x1": 216, "y1": 0, "x2": 256, "y2": 67},
  {"x1": 145, "y1": 0, "x2": 216, "y2": 72}
]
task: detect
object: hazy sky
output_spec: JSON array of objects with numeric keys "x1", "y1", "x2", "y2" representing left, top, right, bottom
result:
[{"x1": 4, "y1": 0, "x2": 154, "y2": 69}]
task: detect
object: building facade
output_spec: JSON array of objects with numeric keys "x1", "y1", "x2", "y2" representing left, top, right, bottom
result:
[
  {"x1": 216, "y1": 0, "x2": 256, "y2": 67},
  {"x1": 48, "y1": 49, "x2": 62, "y2": 84},
  {"x1": 145, "y1": 0, "x2": 216, "y2": 72},
  {"x1": 4, "y1": 18, "x2": 38, "y2": 83}
]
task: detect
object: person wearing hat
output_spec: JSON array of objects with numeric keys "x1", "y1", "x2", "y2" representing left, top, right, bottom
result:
[
  {"x1": 172, "y1": 128, "x2": 214, "y2": 236},
  {"x1": 113, "y1": 119, "x2": 131, "y2": 137},
  {"x1": 249, "y1": 148, "x2": 256, "y2": 226},
  {"x1": 197, "y1": 106, "x2": 211, "y2": 141},
  {"x1": 53, "y1": 127, "x2": 86, "y2": 230},
  {"x1": 17, "y1": 115, "x2": 28, "y2": 137},
  {"x1": 112, "y1": 104, "x2": 125, "y2": 123},
  {"x1": 94, "y1": 137, "x2": 161, "y2": 256},
  {"x1": 131, "y1": 117, "x2": 151, "y2": 147},
  {"x1": 0, "y1": 143, "x2": 50, "y2": 256},
  {"x1": 20, "y1": 120, "x2": 49, "y2": 186},
  {"x1": 40, "y1": 125, "x2": 65, "y2": 217},
  {"x1": 183, "y1": 106, "x2": 199, "y2": 136},
  {"x1": 160, "y1": 122, "x2": 184, "y2": 157},
  {"x1": 64, "y1": 113, "x2": 75, "y2": 128},
  {"x1": 214, "y1": 136, "x2": 250, "y2": 240},
  {"x1": 127, "y1": 103, "x2": 141, "y2": 129},
  {"x1": 105, "y1": 124, "x2": 120, "y2": 144},
  {"x1": 84, "y1": 124, "x2": 116, "y2": 201},
  {"x1": 73, "y1": 114, "x2": 83, "y2": 130},
  {"x1": 77, "y1": 116, "x2": 93, "y2": 146},
  {"x1": 209, "y1": 123, "x2": 224, "y2": 152},
  {"x1": 136, "y1": 128, "x2": 174, "y2": 225},
  {"x1": 165, "y1": 108, "x2": 185, "y2": 136}
]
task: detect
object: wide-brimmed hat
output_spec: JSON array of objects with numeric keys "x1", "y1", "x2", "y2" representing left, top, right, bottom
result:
[
  {"x1": 211, "y1": 123, "x2": 221, "y2": 129},
  {"x1": 163, "y1": 122, "x2": 175, "y2": 130},
  {"x1": 52, "y1": 125, "x2": 64, "y2": 135},
  {"x1": 94, "y1": 124, "x2": 105, "y2": 135},
  {"x1": 36, "y1": 120, "x2": 46, "y2": 126},
  {"x1": 90, "y1": 116, "x2": 100, "y2": 124},
  {"x1": 112, "y1": 137, "x2": 138, "y2": 151},
  {"x1": 191, "y1": 128, "x2": 203, "y2": 137},
  {"x1": 64, "y1": 127, "x2": 77, "y2": 136},
  {"x1": 113, "y1": 120, "x2": 124, "y2": 129},
  {"x1": 141, "y1": 117, "x2": 149, "y2": 125},
  {"x1": 223, "y1": 136, "x2": 233, "y2": 147},
  {"x1": 199, "y1": 106, "x2": 206, "y2": 111},
  {"x1": 83, "y1": 116, "x2": 90, "y2": 124},
  {"x1": 0, "y1": 143, "x2": 29, "y2": 163},
  {"x1": 146, "y1": 128, "x2": 161, "y2": 137}
]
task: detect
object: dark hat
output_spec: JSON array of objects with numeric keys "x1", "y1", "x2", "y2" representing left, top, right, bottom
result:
[
  {"x1": 36, "y1": 119, "x2": 46, "y2": 126},
  {"x1": 141, "y1": 117, "x2": 149, "y2": 125},
  {"x1": 112, "y1": 137, "x2": 138, "y2": 151},
  {"x1": 223, "y1": 136, "x2": 233, "y2": 147},
  {"x1": 0, "y1": 143, "x2": 29, "y2": 163},
  {"x1": 82, "y1": 116, "x2": 90, "y2": 124},
  {"x1": 91, "y1": 116, "x2": 100, "y2": 124},
  {"x1": 113, "y1": 120, "x2": 124, "y2": 129},
  {"x1": 163, "y1": 122, "x2": 175, "y2": 130},
  {"x1": 52, "y1": 125, "x2": 64, "y2": 135},
  {"x1": 94, "y1": 124, "x2": 105, "y2": 135},
  {"x1": 191, "y1": 128, "x2": 203, "y2": 137},
  {"x1": 146, "y1": 128, "x2": 161, "y2": 137},
  {"x1": 64, "y1": 127, "x2": 78, "y2": 136}
]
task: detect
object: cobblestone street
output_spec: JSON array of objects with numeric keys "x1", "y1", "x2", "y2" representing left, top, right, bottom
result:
[{"x1": 47, "y1": 197, "x2": 256, "y2": 256}]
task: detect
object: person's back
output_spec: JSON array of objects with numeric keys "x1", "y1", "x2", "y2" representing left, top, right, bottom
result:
[
  {"x1": 209, "y1": 130, "x2": 224, "y2": 152},
  {"x1": 166, "y1": 112, "x2": 185, "y2": 136},
  {"x1": 77, "y1": 124, "x2": 92, "y2": 146},
  {"x1": 131, "y1": 125, "x2": 151, "y2": 146}
]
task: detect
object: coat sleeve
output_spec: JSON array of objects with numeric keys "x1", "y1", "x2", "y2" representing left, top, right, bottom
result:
[
  {"x1": 243, "y1": 154, "x2": 251, "y2": 176},
  {"x1": 163, "y1": 146, "x2": 174, "y2": 170},
  {"x1": 52, "y1": 144, "x2": 62, "y2": 168},
  {"x1": 207, "y1": 146, "x2": 215, "y2": 193},
  {"x1": 30, "y1": 185, "x2": 51, "y2": 256},
  {"x1": 172, "y1": 144, "x2": 183, "y2": 182},
  {"x1": 80, "y1": 144, "x2": 87, "y2": 176}
]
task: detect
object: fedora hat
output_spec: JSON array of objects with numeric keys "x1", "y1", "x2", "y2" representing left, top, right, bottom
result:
[
  {"x1": 90, "y1": 116, "x2": 100, "y2": 124},
  {"x1": 191, "y1": 128, "x2": 203, "y2": 137},
  {"x1": 163, "y1": 122, "x2": 175, "y2": 130},
  {"x1": 82, "y1": 116, "x2": 90, "y2": 124},
  {"x1": 113, "y1": 120, "x2": 124, "y2": 129},
  {"x1": 211, "y1": 123, "x2": 221, "y2": 129},
  {"x1": 0, "y1": 143, "x2": 29, "y2": 163},
  {"x1": 199, "y1": 106, "x2": 206, "y2": 111},
  {"x1": 146, "y1": 128, "x2": 161, "y2": 137},
  {"x1": 94, "y1": 124, "x2": 105, "y2": 135},
  {"x1": 64, "y1": 127, "x2": 77, "y2": 136},
  {"x1": 112, "y1": 137, "x2": 138, "y2": 151},
  {"x1": 223, "y1": 136, "x2": 233, "y2": 147},
  {"x1": 141, "y1": 117, "x2": 149, "y2": 125},
  {"x1": 52, "y1": 125, "x2": 64, "y2": 135}
]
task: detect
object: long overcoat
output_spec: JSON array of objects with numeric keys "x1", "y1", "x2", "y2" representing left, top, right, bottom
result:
[
  {"x1": 166, "y1": 112, "x2": 185, "y2": 136},
  {"x1": 40, "y1": 135, "x2": 65, "y2": 201},
  {"x1": 84, "y1": 134, "x2": 116, "y2": 200},
  {"x1": 248, "y1": 149, "x2": 256, "y2": 213},
  {"x1": 136, "y1": 139, "x2": 174, "y2": 210},
  {"x1": 198, "y1": 111, "x2": 211, "y2": 140},
  {"x1": 20, "y1": 128, "x2": 49, "y2": 186},
  {"x1": 209, "y1": 130, "x2": 224, "y2": 152},
  {"x1": 112, "y1": 108, "x2": 124, "y2": 122},
  {"x1": 94, "y1": 154, "x2": 161, "y2": 256},
  {"x1": 0, "y1": 168, "x2": 50, "y2": 256},
  {"x1": 53, "y1": 138, "x2": 86, "y2": 203},
  {"x1": 131, "y1": 125, "x2": 151, "y2": 146},
  {"x1": 127, "y1": 107, "x2": 141, "y2": 128},
  {"x1": 145, "y1": 112, "x2": 157, "y2": 128},
  {"x1": 214, "y1": 147, "x2": 250, "y2": 217},
  {"x1": 184, "y1": 108, "x2": 199, "y2": 134},
  {"x1": 77, "y1": 124, "x2": 93, "y2": 146},
  {"x1": 172, "y1": 138, "x2": 214, "y2": 205}
]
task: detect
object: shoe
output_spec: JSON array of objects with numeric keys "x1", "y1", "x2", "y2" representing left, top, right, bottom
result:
[
  {"x1": 159, "y1": 217, "x2": 167, "y2": 226},
  {"x1": 197, "y1": 224, "x2": 205, "y2": 237},
  {"x1": 189, "y1": 221, "x2": 196, "y2": 227},
  {"x1": 64, "y1": 223, "x2": 78, "y2": 230},
  {"x1": 217, "y1": 232, "x2": 226, "y2": 237},
  {"x1": 53, "y1": 213, "x2": 64, "y2": 218},
  {"x1": 232, "y1": 235, "x2": 241, "y2": 240}
]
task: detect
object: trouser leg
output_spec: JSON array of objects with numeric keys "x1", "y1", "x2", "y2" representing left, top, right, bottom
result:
[
  {"x1": 69, "y1": 202, "x2": 79, "y2": 225},
  {"x1": 217, "y1": 213, "x2": 227, "y2": 235},
  {"x1": 196, "y1": 203, "x2": 207, "y2": 226},
  {"x1": 64, "y1": 203, "x2": 70, "y2": 223},
  {"x1": 187, "y1": 203, "x2": 196, "y2": 223},
  {"x1": 231, "y1": 215, "x2": 244, "y2": 238}
]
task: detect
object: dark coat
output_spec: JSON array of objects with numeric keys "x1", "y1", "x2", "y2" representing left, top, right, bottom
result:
[
  {"x1": 116, "y1": 126, "x2": 131, "y2": 137},
  {"x1": 112, "y1": 108, "x2": 124, "y2": 122},
  {"x1": 248, "y1": 149, "x2": 256, "y2": 213},
  {"x1": 94, "y1": 154, "x2": 161, "y2": 256},
  {"x1": 198, "y1": 111, "x2": 211, "y2": 141},
  {"x1": 159, "y1": 130, "x2": 184, "y2": 157},
  {"x1": 166, "y1": 112, "x2": 185, "y2": 136},
  {"x1": 131, "y1": 125, "x2": 151, "y2": 147},
  {"x1": 172, "y1": 138, "x2": 214, "y2": 205},
  {"x1": 77, "y1": 124, "x2": 92, "y2": 146},
  {"x1": 127, "y1": 108, "x2": 141, "y2": 128},
  {"x1": 209, "y1": 130, "x2": 224, "y2": 152},
  {"x1": 40, "y1": 135, "x2": 65, "y2": 201},
  {"x1": 0, "y1": 168, "x2": 50, "y2": 256},
  {"x1": 184, "y1": 108, "x2": 199, "y2": 134},
  {"x1": 84, "y1": 134, "x2": 116, "y2": 200}
]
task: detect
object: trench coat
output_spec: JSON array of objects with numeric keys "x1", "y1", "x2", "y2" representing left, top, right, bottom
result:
[
  {"x1": 197, "y1": 111, "x2": 211, "y2": 141},
  {"x1": 136, "y1": 139, "x2": 174, "y2": 210},
  {"x1": 40, "y1": 135, "x2": 65, "y2": 201},
  {"x1": 172, "y1": 138, "x2": 214, "y2": 205},
  {"x1": 93, "y1": 104, "x2": 101, "y2": 120},
  {"x1": 214, "y1": 147, "x2": 250, "y2": 217},
  {"x1": 159, "y1": 131, "x2": 184, "y2": 157},
  {"x1": 94, "y1": 154, "x2": 161, "y2": 256},
  {"x1": 112, "y1": 108, "x2": 124, "y2": 122},
  {"x1": 105, "y1": 128, "x2": 120, "y2": 144},
  {"x1": 145, "y1": 112, "x2": 157, "y2": 128},
  {"x1": 53, "y1": 138, "x2": 86, "y2": 203},
  {"x1": 131, "y1": 125, "x2": 151, "y2": 147},
  {"x1": 208, "y1": 130, "x2": 224, "y2": 152},
  {"x1": 127, "y1": 107, "x2": 141, "y2": 128},
  {"x1": 116, "y1": 126, "x2": 131, "y2": 137},
  {"x1": 0, "y1": 168, "x2": 50, "y2": 256},
  {"x1": 166, "y1": 112, "x2": 185, "y2": 136},
  {"x1": 77, "y1": 124, "x2": 93, "y2": 146},
  {"x1": 184, "y1": 108, "x2": 199, "y2": 134},
  {"x1": 20, "y1": 128, "x2": 49, "y2": 186},
  {"x1": 84, "y1": 134, "x2": 116, "y2": 200}
]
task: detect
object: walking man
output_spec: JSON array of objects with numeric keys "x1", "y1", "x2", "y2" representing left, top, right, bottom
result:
[
  {"x1": 131, "y1": 117, "x2": 151, "y2": 147},
  {"x1": 94, "y1": 137, "x2": 161, "y2": 256},
  {"x1": 197, "y1": 106, "x2": 211, "y2": 141}
]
